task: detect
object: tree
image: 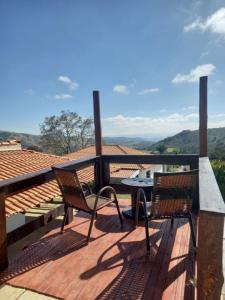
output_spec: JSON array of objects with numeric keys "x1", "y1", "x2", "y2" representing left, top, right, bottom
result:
[
  {"x1": 211, "y1": 142, "x2": 225, "y2": 160},
  {"x1": 40, "y1": 110, "x2": 94, "y2": 155},
  {"x1": 79, "y1": 117, "x2": 94, "y2": 149},
  {"x1": 156, "y1": 144, "x2": 166, "y2": 154},
  {"x1": 171, "y1": 147, "x2": 181, "y2": 154}
]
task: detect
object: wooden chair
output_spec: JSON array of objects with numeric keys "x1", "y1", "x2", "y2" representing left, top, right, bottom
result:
[
  {"x1": 137, "y1": 170, "x2": 198, "y2": 253},
  {"x1": 52, "y1": 167, "x2": 123, "y2": 243}
]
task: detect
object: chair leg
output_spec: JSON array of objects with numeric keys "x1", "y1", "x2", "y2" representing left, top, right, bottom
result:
[
  {"x1": 114, "y1": 197, "x2": 123, "y2": 227},
  {"x1": 188, "y1": 214, "x2": 196, "y2": 247},
  {"x1": 171, "y1": 217, "x2": 174, "y2": 228},
  {"x1": 142, "y1": 201, "x2": 150, "y2": 254},
  {"x1": 87, "y1": 211, "x2": 96, "y2": 243},
  {"x1": 135, "y1": 198, "x2": 139, "y2": 228},
  {"x1": 61, "y1": 204, "x2": 69, "y2": 233}
]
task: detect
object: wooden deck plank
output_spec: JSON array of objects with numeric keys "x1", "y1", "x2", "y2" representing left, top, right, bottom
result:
[{"x1": 0, "y1": 199, "x2": 196, "y2": 300}]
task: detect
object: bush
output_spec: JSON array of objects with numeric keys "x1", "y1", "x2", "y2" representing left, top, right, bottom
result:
[{"x1": 211, "y1": 160, "x2": 225, "y2": 200}]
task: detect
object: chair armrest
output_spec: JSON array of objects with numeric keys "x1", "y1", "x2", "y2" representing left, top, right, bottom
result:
[
  {"x1": 80, "y1": 181, "x2": 92, "y2": 195},
  {"x1": 92, "y1": 186, "x2": 117, "y2": 211},
  {"x1": 97, "y1": 186, "x2": 117, "y2": 198}
]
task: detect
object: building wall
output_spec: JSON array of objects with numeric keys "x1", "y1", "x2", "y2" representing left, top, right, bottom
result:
[
  {"x1": 6, "y1": 213, "x2": 25, "y2": 233},
  {"x1": 0, "y1": 143, "x2": 22, "y2": 151},
  {"x1": 138, "y1": 165, "x2": 163, "y2": 179}
]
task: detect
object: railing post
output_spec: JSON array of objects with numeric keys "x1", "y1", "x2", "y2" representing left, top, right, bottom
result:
[
  {"x1": 0, "y1": 196, "x2": 8, "y2": 271},
  {"x1": 93, "y1": 91, "x2": 104, "y2": 188},
  {"x1": 199, "y1": 76, "x2": 208, "y2": 157}
]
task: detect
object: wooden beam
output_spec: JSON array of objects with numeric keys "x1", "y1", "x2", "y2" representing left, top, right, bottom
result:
[
  {"x1": 102, "y1": 154, "x2": 199, "y2": 167},
  {"x1": 199, "y1": 76, "x2": 208, "y2": 157},
  {"x1": 198, "y1": 157, "x2": 225, "y2": 298},
  {"x1": 0, "y1": 195, "x2": 8, "y2": 271},
  {"x1": 93, "y1": 91, "x2": 103, "y2": 156},
  {"x1": 93, "y1": 90, "x2": 103, "y2": 188},
  {"x1": 197, "y1": 212, "x2": 224, "y2": 299}
]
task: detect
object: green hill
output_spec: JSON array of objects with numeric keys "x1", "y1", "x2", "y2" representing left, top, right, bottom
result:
[{"x1": 150, "y1": 127, "x2": 225, "y2": 156}]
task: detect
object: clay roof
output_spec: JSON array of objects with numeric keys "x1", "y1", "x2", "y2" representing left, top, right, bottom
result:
[
  {"x1": 0, "y1": 150, "x2": 66, "y2": 216},
  {"x1": 66, "y1": 144, "x2": 145, "y2": 160},
  {"x1": 0, "y1": 150, "x2": 95, "y2": 216},
  {"x1": 67, "y1": 145, "x2": 147, "y2": 171},
  {"x1": 1, "y1": 145, "x2": 148, "y2": 217}
]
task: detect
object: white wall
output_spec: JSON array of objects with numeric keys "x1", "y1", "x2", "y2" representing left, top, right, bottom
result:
[{"x1": 138, "y1": 165, "x2": 163, "y2": 179}]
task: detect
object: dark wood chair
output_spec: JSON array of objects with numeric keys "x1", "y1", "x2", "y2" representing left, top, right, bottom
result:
[
  {"x1": 137, "y1": 170, "x2": 198, "y2": 253},
  {"x1": 52, "y1": 167, "x2": 123, "y2": 243}
]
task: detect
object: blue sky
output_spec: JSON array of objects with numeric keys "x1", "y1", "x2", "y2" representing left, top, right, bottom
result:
[{"x1": 1, "y1": 0, "x2": 225, "y2": 139}]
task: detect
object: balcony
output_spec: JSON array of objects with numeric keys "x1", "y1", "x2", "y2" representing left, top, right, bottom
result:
[{"x1": 0, "y1": 77, "x2": 225, "y2": 299}]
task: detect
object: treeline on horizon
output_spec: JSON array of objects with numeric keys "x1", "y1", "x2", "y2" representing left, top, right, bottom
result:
[{"x1": 1, "y1": 126, "x2": 225, "y2": 160}]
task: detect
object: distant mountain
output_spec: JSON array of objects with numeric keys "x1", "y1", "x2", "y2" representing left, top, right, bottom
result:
[
  {"x1": 2, "y1": 128, "x2": 225, "y2": 157},
  {"x1": 103, "y1": 136, "x2": 154, "y2": 150},
  {"x1": 150, "y1": 127, "x2": 225, "y2": 156},
  {"x1": 0, "y1": 131, "x2": 154, "y2": 152},
  {"x1": 0, "y1": 130, "x2": 42, "y2": 151}
]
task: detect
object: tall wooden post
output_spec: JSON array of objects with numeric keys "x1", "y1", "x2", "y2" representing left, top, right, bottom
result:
[
  {"x1": 93, "y1": 91, "x2": 103, "y2": 156},
  {"x1": 199, "y1": 76, "x2": 208, "y2": 157},
  {"x1": 0, "y1": 196, "x2": 8, "y2": 271},
  {"x1": 93, "y1": 91, "x2": 104, "y2": 189}
]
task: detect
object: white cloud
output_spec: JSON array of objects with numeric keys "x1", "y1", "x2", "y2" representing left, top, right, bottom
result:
[
  {"x1": 103, "y1": 113, "x2": 225, "y2": 137},
  {"x1": 54, "y1": 94, "x2": 73, "y2": 100},
  {"x1": 184, "y1": 7, "x2": 225, "y2": 36},
  {"x1": 137, "y1": 88, "x2": 160, "y2": 95},
  {"x1": 103, "y1": 113, "x2": 199, "y2": 136},
  {"x1": 24, "y1": 89, "x2": 34, "y2": 96},
  {"x1": 172, "y1": 64, "x2": 216, "y2": 84},
  {"x1": 113, "y1": 85, "x2": 129, "y2": 94},
  {"x1": 58, "y1": 75, "x2": 79, "y2": 91},
  {"x1": 58, "y1": 76, "x2": 71, "y2": 84}
]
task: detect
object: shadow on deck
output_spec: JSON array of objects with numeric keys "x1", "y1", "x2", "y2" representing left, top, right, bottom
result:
[{"x1": 0, "y1": 199, "x2": 196, "y2": 300}]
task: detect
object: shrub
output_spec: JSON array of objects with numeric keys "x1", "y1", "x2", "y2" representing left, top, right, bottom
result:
[{"x1": 211, "y1": 160, "x2": 225, "y2": 200}]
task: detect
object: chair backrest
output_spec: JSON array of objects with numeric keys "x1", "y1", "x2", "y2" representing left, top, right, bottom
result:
[
  {"x1": 151, "y1": 170, "x2": 198, "y2": 217},
  {"x1": 52, "y1": 167, "x2": 89, "y2": 211}
]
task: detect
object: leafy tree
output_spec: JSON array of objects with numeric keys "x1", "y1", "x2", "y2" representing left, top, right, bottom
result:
[
  {"x1": 172, "y1": 147, "x2": 181, "y2": 154},
  {"x1": 210, "y1": 142, "x2": 225, "y2": 160},
  {"x1": 40, "y1": 110, "x2": 94, "y2": 155},
  {"x1": 156, "y1": 144, "x2": 166, "y2": 154}
]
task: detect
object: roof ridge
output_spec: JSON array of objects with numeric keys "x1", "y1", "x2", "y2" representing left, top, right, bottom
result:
[{"x1": 21, "y1": 149, "x2": 69, "y2": 160}]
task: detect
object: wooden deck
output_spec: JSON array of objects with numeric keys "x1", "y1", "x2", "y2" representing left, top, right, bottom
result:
[{"x1": 0, "y1": 199, "x2": 196, "y2": 300}]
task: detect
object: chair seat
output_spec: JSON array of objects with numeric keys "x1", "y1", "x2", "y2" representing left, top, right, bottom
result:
[{"x1": 85, "y1": 194, "x2": 113, "y2": 210}]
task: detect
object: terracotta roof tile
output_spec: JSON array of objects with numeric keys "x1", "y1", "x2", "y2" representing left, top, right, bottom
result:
[{"x1": 1, "y1": 145, "x2": 149, "y2": 217}]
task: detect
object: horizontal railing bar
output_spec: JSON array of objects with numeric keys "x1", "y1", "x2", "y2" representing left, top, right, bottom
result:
[
  {"x1": 0, "y1": 156, "x2": 99, "y2": 198},
  {"x1": 102, "y1": 154, "x2": 199, "y2": 167},
  {"x1": 199, "y1": 157, "x2": 225, "y2": 215}
]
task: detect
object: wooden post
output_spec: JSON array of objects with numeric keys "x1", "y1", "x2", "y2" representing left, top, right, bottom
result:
[
  {"x1": 93, "y1": 91, "x2": 103, "y2": 156},
  {"x1": 199, "y1": 76, "x2": 208, "y2": 157},
  {"x1": 93, "y1": 91, "x2": 103, "y2": 188},
  {"x1": 0, "y1": 196, "x2": 8, "y2": 271},
  {"x1": 197, "y1": 212, "x2": 224, "y2": 299}
]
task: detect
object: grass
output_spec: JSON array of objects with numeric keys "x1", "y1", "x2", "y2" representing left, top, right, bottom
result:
[{"x1": 117, "y1": 194, "x2": 131, "y2": 199}]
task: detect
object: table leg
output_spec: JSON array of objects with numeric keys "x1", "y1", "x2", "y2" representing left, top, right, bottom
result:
[{"x1": 122, "y1": 188, "x2": 152, "y2": 220}]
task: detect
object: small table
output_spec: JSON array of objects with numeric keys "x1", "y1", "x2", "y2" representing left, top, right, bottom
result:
[{"x1": 121, "y1": 178, "x2": 153, "y2": 220}]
